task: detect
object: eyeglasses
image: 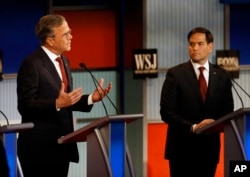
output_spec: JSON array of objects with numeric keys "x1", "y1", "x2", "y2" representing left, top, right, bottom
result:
[
  {"x1": 49, "y1": 30, "x2": 72, "y2": 40},
  {"x1": 62, "y1": 30, "x2": 72, "y2": 39}
]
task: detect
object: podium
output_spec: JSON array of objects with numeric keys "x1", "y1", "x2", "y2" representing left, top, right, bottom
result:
[
  {"x1": 58, "y1": 114, "x2": 143, "y2": 177},
  {"x1": 197, "y1": 107, "x2": 250, "y2": 177},
  {"x1": 0, "y1": 122, "x2": 34, "y2": 177}
]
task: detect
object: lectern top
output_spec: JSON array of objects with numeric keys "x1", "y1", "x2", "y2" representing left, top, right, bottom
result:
[
  {"x1": 58, "y1": 113, "x2": 143, "y2": 144},
  {"x1": 0, "y1": 122, "x2": 34, "y2": 134},
  {"x1": 196, "y1": 107, "x2": 250, "y2": 134}
]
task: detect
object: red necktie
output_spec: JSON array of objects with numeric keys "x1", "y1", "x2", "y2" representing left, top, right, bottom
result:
[
  {"x1": 56, "y1": 57, "x2": 68, "y2": 92},
  {"x1": 199, "y1": 66, "x2": 207, "y2": 102}
]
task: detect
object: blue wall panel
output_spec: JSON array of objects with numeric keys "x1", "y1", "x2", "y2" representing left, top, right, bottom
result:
[
  {"x1": 230, "y1": 4, "x2": 250, "y2": 65},
  {"x1": 0, "y1": 1, "x2": 46, "y2": 74}
]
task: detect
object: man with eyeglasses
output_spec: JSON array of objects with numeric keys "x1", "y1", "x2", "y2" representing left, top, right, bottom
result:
[{"x1": 16, "y1": 14, "x2": 112, "y2": 177}]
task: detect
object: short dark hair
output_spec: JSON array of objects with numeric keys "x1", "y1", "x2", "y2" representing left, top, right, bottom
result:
[
  {"x1": 187, "y1": 27, "x2": 214, "y2": 44},
  {"x1": 35, "y1": 14, "x2": 66, "y2": 45}
]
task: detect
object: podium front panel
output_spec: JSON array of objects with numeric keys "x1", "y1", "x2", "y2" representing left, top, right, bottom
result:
[
  {"x1": 3, "y1": 133, "x2": 17, "y2": 177},
  {"x1": 99, "y1": 123, "x2": 110, "y2": 153},
  {"x1": 224, "y1": 110, "x2": 250, "y2": 177},
  {"x1": 59, "y1": 114, "x2": 143, "y2": 177},
  {"x1": 87, "y1": 130, "x2": 112, "y2": 177},
  {"x1": 110, "y1": 122, "x2": 126, "y2": 177}
]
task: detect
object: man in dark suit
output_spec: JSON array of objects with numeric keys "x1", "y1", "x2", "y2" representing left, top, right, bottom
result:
[
  {"x1": 16, "y1": 14, "x2": 112, "y2": 177},
  {"x1": 160, "y1": 27, "x2": 234, "y2": 177}
]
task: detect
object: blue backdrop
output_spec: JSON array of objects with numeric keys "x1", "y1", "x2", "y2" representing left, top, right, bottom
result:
[
  {"x1": 1, "y1": 1, "x2": 249, "y2": 74},
  {"x1": 0, "y1": 1, "x2": 46, "y2": 74}
]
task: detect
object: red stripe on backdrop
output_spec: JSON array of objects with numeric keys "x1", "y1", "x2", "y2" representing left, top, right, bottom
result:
[
  {"x1": 147, "y1": 123, "x2": 224, "y2": 177},
  {"x1": 54, "y1": 10, "x2": 117, "y2": 69}
]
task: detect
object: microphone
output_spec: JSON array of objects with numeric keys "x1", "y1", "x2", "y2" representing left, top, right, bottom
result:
[
  {"x1": 79, "y1": 63, "x2": 119, "y2": 115},
  {"x1": 230, "y1": 74, "x2": 250, "y2": 108},
  {"x1": 231, "y1": 78, "x2": 250, "y2": 98},
  {"x1": 214, "y1": 65, "x2": 246, "y2": 108},
  {"x1": 232, "y1": 82, "x2": 244, "y2": 108},
  {"x1": 0, "y1": 110, "x2": 9, "y2": 125},
  {"x1": 79, "y1": 63, "x2": 108, "y2": 116}
]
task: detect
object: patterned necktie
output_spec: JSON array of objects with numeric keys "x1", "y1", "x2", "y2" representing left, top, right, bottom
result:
[
  {"x1": 56, "y1": 57, "x2": 68, "y2": 92},
  {"x1": 199, "y1": 66, "x2": 207, "y2": 102}
]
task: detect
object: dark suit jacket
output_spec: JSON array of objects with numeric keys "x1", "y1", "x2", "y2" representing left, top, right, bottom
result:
[
  {"x1": 160, "y1": 60, "x2": 234, "y2": 163},
  {"x1": 17, "y1": 47, "x2": 93, "y2": 164}
]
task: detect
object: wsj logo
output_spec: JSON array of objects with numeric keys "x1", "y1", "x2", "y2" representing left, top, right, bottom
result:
[
  {"x1": 133, "y1": 49, "x2": 158, "y2": 79},
  {"x1": 230, "y1": 161, "x2": 250, "y2": 177},
  {"x1": 134, "y1": 53, "x2": 157, "y2": 70}
]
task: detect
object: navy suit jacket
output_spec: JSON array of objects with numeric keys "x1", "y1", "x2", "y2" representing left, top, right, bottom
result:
[
  {"x1": 160, "y1": 60, "x2": 234, "y2": 163},
  {"x1": 17, "y1": 47, "x2": 93, "y2": 163}
]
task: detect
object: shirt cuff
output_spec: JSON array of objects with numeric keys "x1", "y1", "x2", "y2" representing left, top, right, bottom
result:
[
  {"x1": 56, "y1": 104, "x2": 60, "y2": 111},
  {"x1": 191, "y1": 124, "x2": 197, "y2": 133},
  {"x1": 88, "y1": 94, "x2": 94, "y2": 105}
]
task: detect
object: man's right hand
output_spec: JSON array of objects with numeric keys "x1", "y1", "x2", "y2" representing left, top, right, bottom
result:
[
  {"x1": 193, "y1": 118, "x2": 215, "y2": 133},
  {"x1": 56, "y1": 83, "x2": 83, "y2": 109}
]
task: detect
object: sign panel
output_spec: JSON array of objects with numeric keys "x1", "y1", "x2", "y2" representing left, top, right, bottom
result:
[
  {"x1": 216, "y1": 50, "x2": 240, "y2": 78},
  {"x1": 133, "y1": 49, "x2": 158, "y2": 79}
]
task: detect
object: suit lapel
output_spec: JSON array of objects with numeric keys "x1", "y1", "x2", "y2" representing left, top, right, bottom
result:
[
  {"x1": 38, "y1": 49, "x2": 62, "y2": 91},
  {"x1": 61, "y1": 56, "x2": 72, "y2": 91},
  {"x1": 38, "y1": 48, "x2": 72, "y2": 92},
  {"x1": 206, "y1": 63, "x2": 217, "y2": 105}
]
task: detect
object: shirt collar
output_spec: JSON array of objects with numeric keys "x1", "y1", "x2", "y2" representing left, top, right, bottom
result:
[
  {"x1": 41, "y1": 46, "x2": 60, "y2": 62},
  {"x1": 190, "y1": 59, "x2": 209, "y2": 72}
]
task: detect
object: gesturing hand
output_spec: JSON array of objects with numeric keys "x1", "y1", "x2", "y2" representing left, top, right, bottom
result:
[
  {"x1": 56, "y1": 83, "x2": 83, "y2": 109},
  {"x1": 92, "y1": 78, "x2": 112, "y2": 103}
]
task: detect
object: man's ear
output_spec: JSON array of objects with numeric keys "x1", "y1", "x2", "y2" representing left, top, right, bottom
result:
[
  {"x1": 208, "y1": 42, "x2": 214, "y2": 52},
  {"x1": 46, "y1": 38, "x2": 54, "y2": 47}
]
